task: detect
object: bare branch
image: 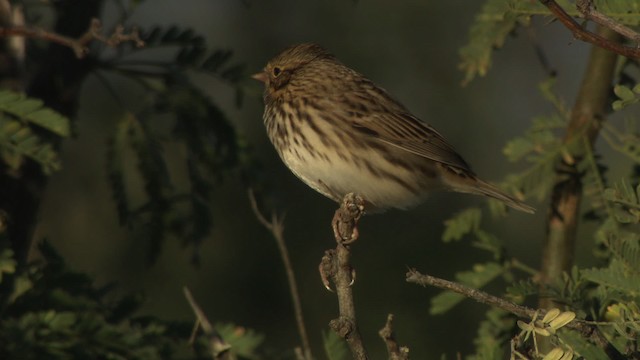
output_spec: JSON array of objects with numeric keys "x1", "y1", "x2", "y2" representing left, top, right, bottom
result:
[
  {"x1": 183, "y1": 287, "x2": 233, "y2": 360},
  {"x1": 406, "y1": 269, "x2": 625, "y2": 360},
  {"x1": 248, "y1": 189, "x2": 312, "y2": 360},
  {"x1": 0, "y1": 18, "x2": 144, "y2": 58},
  {"x1": 321, "y1": 193, "x2": 368, "y2": 359},
  {"x1": 576, "y1": 0, "x2": 640, "y2": 43},
  {"x1": 538, "y1": 0, "x2": 640, "y2": 59},
  {"x1": 379, "y1": 314, "x2": 410, "y2": 360}
]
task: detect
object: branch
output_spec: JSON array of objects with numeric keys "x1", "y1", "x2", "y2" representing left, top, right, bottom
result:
[
  {"x1": 539, "y1": 26, "x2": 619, "y2": 306},
  {"x1": 406, "y1": 270, "x2": 625, "y2": 360},
  {"x1": 183, "y1": 287, "x2": 233, "y2": 360},
  {"x1": 320, "y1": 193, "x2": 368, "y2": 360},
  {"x1": 0, "y1": 18, "x2": 144, "y2": 58},
  {"x1": 539, "y1": 0, "x2": 640, "y2": 59},
  {"x1": 379, "y1": 314, "x2": 409, "y2": 360},
  {"x1": 576, "y1": 0, "x2": 640, "y2": 43},
  {"x1": 248, "y1": 189, "x2": 312, "y2": 360}
]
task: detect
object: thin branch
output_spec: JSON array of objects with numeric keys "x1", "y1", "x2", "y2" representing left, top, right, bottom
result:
[
  {"x1": 407, "y1": 270, "x2": 534, "y2": 318},
  {"x1": 379, "y1": 314, "x2": 409, "y2": 360},
  {"x1": 539, "y1": 0, "x2": 640, "y2": 59},
  {"x1": 0, "y1": 18, "x2": 143, "y2": 58},
  {"x1": 247, "y1": 189, "x2": 312, "y2": 360},
  {"x1": 183, "y1": 287, "x2": 233, "y2": 360},
  {"x1": 406, "y1": 269, "x2": 625, "y2": 360},
  {"x1": 320, "y1": 193, "x2": 368, "y2": 360},
  {"x1": 576, "y1": 0, "x2": 640, "y2": 43}
]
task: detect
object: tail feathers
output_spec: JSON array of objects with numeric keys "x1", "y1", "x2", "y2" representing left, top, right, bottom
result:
[{"x1": 470, "y1": 179, "x2": 535, "y2": 214}]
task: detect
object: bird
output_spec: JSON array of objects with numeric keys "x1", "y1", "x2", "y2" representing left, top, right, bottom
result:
[{"x1": 252, "y1": 43, "x2": 534, "y2": 214}]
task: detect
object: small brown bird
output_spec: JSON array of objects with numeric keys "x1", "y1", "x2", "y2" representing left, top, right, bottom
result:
[{"x1": 253, "y1": 43, "x2": 534, "y2": 214}]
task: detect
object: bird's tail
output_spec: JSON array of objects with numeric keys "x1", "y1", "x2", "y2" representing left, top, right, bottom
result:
[
  {"x1": 475, "y1": 178, "x2": 534, "y2": 213},
  {"x1": 454, "y1": 177, "x2": 535, "y2": 214}
]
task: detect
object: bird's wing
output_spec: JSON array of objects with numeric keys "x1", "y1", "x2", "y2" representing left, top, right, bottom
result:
[{"x1": 350, "y1": 107, "x2": 473, "y2": 173}]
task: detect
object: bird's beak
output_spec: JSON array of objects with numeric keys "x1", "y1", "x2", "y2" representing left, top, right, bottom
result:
[{"x1": 252, "y1": 71, "x2": 268, "y2": 83}]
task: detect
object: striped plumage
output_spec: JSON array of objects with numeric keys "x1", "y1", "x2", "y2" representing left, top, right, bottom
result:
[{"x1": 253, "y1": 43, "x2": 534, "y2": 213}]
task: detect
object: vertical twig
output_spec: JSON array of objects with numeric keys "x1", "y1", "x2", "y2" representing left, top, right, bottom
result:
[
  {"x1": 320, "y1": 193, "x2": 368, "y2": 360},
  {"x1": 248, "y1": 190, "x2": 312, "y2": 360},
  {"x1": 379, "y1": 314, "x2": 410, "y2": 360},
  {"x1": 183, "y1": 287, "x2": 234, "y2": 360}
]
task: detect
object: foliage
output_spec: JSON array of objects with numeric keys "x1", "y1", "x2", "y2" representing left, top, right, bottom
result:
[
  {"x1": 0, "y1": 1, "x2": 265, "y2": 358},
  {"x1": 100, "y1": 25, "x2": 248, "y2": 265},
  {"x1": 0, "y1": 90, "x2": 70, "y2": 174},
  {"x1": 323, "y1": 330, "x2": 349, "y2": 360},
  {"x1": 4, "y1": 0, "x2": 640, "y2": 358},
  {"x1": 0, "y1": 242, "x2": 263, "y2": 359},
  {"x1": 459, "y1": 0, "x2": 640, "y2": 85},
  {"x1": 441, "y1": 1, "x2": 640, "y2": 352}
]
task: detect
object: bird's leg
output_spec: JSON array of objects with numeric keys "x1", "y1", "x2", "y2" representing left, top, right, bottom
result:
[
  {"x1": 320, "y1": 193, "x2": 365, "y2": 290},
  {"x1": 331, "y1": 193, "x2": 365, "y2": 244}
]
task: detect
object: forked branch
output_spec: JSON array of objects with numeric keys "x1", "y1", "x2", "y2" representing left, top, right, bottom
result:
[
  {"x1": 0, "y1": 17, "x2": 144, "y2": 58},
  {"x1": 183, "y1": 287, "x2": 233, "y2": 360},
  {"x1": 406, "y1": 269, "x2": 624, "y2": 360},
  {"x1": 248, "y1": 189, "x2": 312, "y2": 360},
  {"x1": 379, "y1": 314, "x2": 409, "y2": 360},
  {"x1": 539, "y1": 0, "x2": 640, "y2": 59}
]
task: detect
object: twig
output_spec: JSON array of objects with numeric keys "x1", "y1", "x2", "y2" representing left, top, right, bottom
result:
[
  {"x1": 407, "y1": 270, "x2": 534, "y2": 319},
  {"x1": 576, "y1": 0, "x2": 640, "y2": 43},
  {"x1": 379, "y1": 314, "x2": 410, "y2": 360},
  {"x1": 539, "y1": 0, "x2": 640, "y2": 59},
  {"x1": 248, "y1": 189, "x2": 312, "y2": 360},
  {"x1": 320, "y1": 193, "x2": 368, "y2": 360},
  {"x1": 406, "y1": 269, "x2": 625, "y2": 360},
  {"x1": 0, "y1": 17, "x2": 144, "y2": 58},
  {"x1": 183, "y1": 287, "x2": 233, "y2": 360}
]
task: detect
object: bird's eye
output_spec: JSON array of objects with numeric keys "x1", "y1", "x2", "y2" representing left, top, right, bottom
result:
[{"x1": 273, "y1": 67, "x2": 282, "y2": 77}]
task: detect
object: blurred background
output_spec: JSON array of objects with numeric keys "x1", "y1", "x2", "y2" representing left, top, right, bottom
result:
[{"x1": 26, "y1": 0, "x2": 614, "y2": 358}]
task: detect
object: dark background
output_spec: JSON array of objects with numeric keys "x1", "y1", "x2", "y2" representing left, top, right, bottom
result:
[{"x1": 29, "y1": 0, "x2": 615, "y2": 358}]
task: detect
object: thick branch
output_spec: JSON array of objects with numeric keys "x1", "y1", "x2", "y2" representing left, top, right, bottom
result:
[
  {"x1": 0, "y1": 18, "x2": 143, "y2": 58},
  {"x1": 248, "y1": 190, "x2": 312, "y2": 360},
  {"x1": 321, "y1": 193, "x2": 368, "y2": 360},
  {"x1": 539, "y1": 0, "x2": 640, "y2": 59},
  {"x1": 540, "y1": 26, "x2": 619, "y2": 306}
]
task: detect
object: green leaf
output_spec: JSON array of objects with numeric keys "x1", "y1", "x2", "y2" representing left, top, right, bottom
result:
[
  {"x1": 430, "y1": 262, "x2": 504, "y2": 314},
  {"x1": 472, "y1": 229, "x2": 503, "y2": 259},
  {"x1": 459, "y1": 0, "x2": 524, "y2": 85},
  {"x1": 106, "y1": 113, "x2": 133, "y2": 225},
  {"x1": 442, "y1": 207, "x2": 482, "y2": 242},
  {"x1": 506, "y1": 279, "x2": 537, "y2": 303},
  {"x1": 0, "y1": 90, "x2": 70, "y2": 174},
  {"x1": 611, "y1": 84, "x2": 640, "y2": 111},
  {"x1": 323, "y1": 330, "x2": 349, "y2": 360},
  {"x1": 582, "y1": 259, "x2": 640, "y2": 295},
  {"x1": 614, "y1": 84, "x2": 635, "y2": 101},
  {"x1": 0, "y1": 123, "x2": 62, "y2": 173},
  {"x1": 558, "y1": 329, "x2": 608, "y2": 360},
  {"x1": 0, "y1": 249, "x2": 16, "y2": 283},
  {"x1": 468, "y1": 308, "x2": 512, "y2": 360},
  {"x1": 216, "y1": 323, "x2": 264, "y2": 358},
  {"x1": 0, "y1": 90, "x2": 70, "y2": 136}
]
